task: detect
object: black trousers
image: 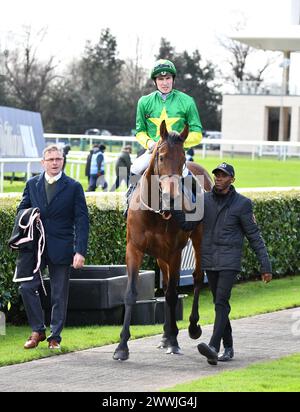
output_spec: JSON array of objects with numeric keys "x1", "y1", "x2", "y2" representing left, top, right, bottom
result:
[
  {"x1": 19, "y1": 261, "x2": 70, "y2": 343},
  {"x1": 206, "y1": 270, "x2": 238, "y2": 352}
]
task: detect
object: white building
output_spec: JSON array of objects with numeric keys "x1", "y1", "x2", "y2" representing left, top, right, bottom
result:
[{"x1": 221, "y1": 0, "x2": 300, "y2": 155}]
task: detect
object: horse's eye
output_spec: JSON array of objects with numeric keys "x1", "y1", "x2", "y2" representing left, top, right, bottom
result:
[{"x1": 159, "y1": 156, "x2": 164, "y2": 162}]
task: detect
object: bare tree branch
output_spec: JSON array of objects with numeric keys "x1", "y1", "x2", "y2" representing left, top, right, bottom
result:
[{"x1": 3, "y1": 26, "x2": 57, "y2": 111}]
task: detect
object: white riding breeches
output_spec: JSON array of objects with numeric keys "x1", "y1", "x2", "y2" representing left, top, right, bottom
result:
[{"x1": 130, "y1": 150, "x2": 152, "y2": 175}]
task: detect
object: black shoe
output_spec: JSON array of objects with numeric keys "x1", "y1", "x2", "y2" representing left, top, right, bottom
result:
[
  {"x1": 197, "y1": 342, "x2": 218, "y2": 365},
  {"x1": 218, "y1": 347, "x2": 234, "y2": 362}
]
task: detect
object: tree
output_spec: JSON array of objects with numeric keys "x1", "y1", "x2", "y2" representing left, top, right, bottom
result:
[
  {"x1": 218, "y1": 18, "x2": 278, "y2": 92},
  {"x1": 156, "y1": 37, "x2": 175, "y2": 61},
  {"x1": 0, "y1": 73, "x2": 9, "y2": 106},
  {"x1": 2, "y1": 27, "x2": 57, "y2": 112},
  {"x1": 218, "y1": 36, "x2": 277, "y2": 91},
  {"x1": 76, "y1": 28, "x2": 125, "y2": 133},
  {"x1": 42, "y1": 72, "x2": 84, "y2": 133},
  {"x1": 118, "y1": 37, "x2": 149, "y2": 134}
]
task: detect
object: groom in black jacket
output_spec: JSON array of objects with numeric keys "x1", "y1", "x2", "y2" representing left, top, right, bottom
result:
[{"x1": 172, "y1": 162, "x2": 272, "y2": 365}]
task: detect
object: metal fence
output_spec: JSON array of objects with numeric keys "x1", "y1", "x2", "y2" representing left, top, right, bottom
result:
[{"x1": 1, "y1": 133, "x2": 300, "y2": 193}]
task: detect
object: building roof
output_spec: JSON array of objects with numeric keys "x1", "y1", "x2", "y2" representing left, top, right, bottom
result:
[{"x1": 230, "y1": 26, "x2": 300, "y2": 52}]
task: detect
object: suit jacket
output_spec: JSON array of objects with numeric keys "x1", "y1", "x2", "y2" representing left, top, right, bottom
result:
[
  {"x1": 201, "y1": 186, "x2": 272, "y2": 273},
  {"x1": 17, "y1": 172, "x2": 89, "y2": 265}
]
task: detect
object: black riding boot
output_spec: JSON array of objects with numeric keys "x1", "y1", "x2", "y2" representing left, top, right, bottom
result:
[
  {"x1": 123, "y1": 184, "x2": 136, "y2": 218},
  {"x1": 123, "y1": 174, "x2": 141, "y2": 218}
]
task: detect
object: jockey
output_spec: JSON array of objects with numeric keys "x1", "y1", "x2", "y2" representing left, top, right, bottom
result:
[
  {"x1": 124, "y1": 59, "x2": 203, "y2": 217},
  {"x1": 131, "y1": 59, "x2": 203, "y2": 176}
]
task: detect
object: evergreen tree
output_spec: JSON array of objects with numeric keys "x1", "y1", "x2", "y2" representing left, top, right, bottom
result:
[{"x1": 77, "y1": 28, "x2": 124, "y2": 133}]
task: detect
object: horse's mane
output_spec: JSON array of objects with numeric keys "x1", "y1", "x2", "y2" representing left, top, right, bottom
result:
[{"x1": 165, "y1": 131, "x2": 185, "y2": 146}]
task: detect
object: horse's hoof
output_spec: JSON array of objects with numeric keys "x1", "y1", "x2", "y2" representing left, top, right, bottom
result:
[
  {"x1": 157, "y1": 338, "x2": 169, "y2": 349},
  {"x1": 113, "y1": 348, "x2": 129, "y2": 361},
  {"x1": 188, "y1": 324, "x2": 202, "y2": 340},
  {"x1": 166, "y1": 346, "x2": 183, "y2": 355}
]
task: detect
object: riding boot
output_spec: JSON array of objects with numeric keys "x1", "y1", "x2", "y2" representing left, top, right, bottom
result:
[
  {"x1": 123, "y1": 184, "x2": 135, "y2": 218},
  {"x1": 123, "y1": 174, "x2": 141, "y2": 218},
  {"x1": 182, "y1": 172, "x2": 198, "y2": 204}
]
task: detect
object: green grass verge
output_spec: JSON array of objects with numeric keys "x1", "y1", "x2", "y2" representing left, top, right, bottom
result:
[
  {"x1": 163, "y1": 353, "x2": 300, "y2": 392},
  {"x1": 0, "y1": 276, "x2": 299, "y2": 367},
  {"x1": 193, "y1": 155, "x2": 300, "y2": 188}
]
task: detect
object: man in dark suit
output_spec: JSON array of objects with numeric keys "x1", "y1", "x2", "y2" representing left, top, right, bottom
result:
[{"x1": 18, "y1": 144, "x2": 89, "y2": 350}]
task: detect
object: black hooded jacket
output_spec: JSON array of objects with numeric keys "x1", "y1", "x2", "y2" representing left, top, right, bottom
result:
[{"x1": 201, "y1": 186, "x2": 272, "y2": 273}]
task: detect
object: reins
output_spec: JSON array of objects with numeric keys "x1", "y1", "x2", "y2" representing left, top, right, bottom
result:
[{"x1": 139, "y1": 140, "x2": 184, "y2": 219}]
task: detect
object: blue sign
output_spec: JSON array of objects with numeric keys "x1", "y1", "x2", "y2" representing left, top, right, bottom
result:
[{"x1": 0, "y1": 106, "x2": 45, "y2": 173}]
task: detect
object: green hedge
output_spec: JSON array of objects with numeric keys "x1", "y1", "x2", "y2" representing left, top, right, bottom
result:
[
  {"x1": 0, "y1": 191, "x2": 299, "y2": 320},
  {"x1": 240, "y1": 191, "x2": 300, "y2": 279}
]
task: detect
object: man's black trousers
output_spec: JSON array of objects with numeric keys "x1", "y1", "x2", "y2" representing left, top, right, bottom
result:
[{"x1": 206, "y1": 270, "x2": 238, "y2": 352}]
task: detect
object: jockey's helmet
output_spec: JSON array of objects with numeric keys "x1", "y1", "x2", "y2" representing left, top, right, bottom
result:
[{"x1": 151, "y1": 59, "x2": 177, "y2": 79}]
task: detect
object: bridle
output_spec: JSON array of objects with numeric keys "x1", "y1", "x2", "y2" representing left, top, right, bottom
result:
[{"x1": 139, "y1": 140, "x2": 185, "y2": 219}]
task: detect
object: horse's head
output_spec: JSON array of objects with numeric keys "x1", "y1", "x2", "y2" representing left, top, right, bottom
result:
[{"x1": 151, "y1": 120, "x2": 188, "y2": 206}]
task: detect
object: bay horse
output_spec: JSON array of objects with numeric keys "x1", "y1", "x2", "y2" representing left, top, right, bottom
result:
[{"x1": 113, "y1": 120, "x2": 213, "y2": 361}]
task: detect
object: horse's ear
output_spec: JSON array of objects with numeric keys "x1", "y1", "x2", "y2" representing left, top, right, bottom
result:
[
  {"x1": 160, "y1": 120, "x2": 168, "y2": 140},
  {"x1": 180, "y1": 124, "x2": 189, "y2": 141}
]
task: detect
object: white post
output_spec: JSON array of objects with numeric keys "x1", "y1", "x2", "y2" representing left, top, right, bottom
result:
[
  {"x1": 108, "y1": 162, "x2": 114, "y2": 188},
  {"x1": 70, "y1": 162, "x2": 74, "y2": 178},
  {"x1": 26, "y1": 162, "x2": 31, "y2": 181},
  {"x1": 283, "y1": 145, "x2": 287, "y2": 161},
  {"x1": 76, "y1": 163, "x2": 80, "y2": 181}
]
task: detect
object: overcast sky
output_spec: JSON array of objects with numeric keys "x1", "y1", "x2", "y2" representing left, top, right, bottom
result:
[{"x1": 0, "y1": 0, "x2": 298, "y2": 86}]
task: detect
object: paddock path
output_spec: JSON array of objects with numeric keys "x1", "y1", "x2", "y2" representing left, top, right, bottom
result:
[{"x1": 0, "y1": 308, "x2": 299, "y2": 392}]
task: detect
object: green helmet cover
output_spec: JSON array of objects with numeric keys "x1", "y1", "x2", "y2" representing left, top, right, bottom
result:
[{"x1": 151, "y1": 59, "x2": 177, "y2": 79}]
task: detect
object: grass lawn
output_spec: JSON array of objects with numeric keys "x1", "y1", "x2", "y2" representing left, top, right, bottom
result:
[
  {"x1": 163, "y1": 353, "x2": 300, "y2": 392},
  {"x1": 193, "y1": 155, "x2": 300, "y2": 188},
  {"x1": 0, "y1": 276, "x2": 299, "y2": 367},
  {"x1": 2, "y1": 155, "x2": 300, "y2": 193}
]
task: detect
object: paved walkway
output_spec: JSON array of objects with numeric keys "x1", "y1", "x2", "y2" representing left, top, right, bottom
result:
[{"x1": 0, "y1": 308, "x2": 299, "y2": 392}]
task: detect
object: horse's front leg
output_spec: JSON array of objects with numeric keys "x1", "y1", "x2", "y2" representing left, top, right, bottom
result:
[
  {"x1": 165, "y1": 253, "x2": 182, "y2": 355},
  {"x1": 188, "y1": 224, "x2": 203, "y2": 340},
  {"x1": 113, "y1": 243, "x2": 144, "y2": 361}
]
